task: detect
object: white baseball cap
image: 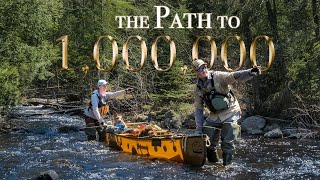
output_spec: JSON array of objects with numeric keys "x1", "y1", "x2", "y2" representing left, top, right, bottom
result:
[{"x1": 97, "y1": 80, "x2": 108, "y2": 86}]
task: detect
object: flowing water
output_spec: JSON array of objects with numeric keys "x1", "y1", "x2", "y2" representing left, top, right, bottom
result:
[{"x1": 0, "y1": 106, "x2": 319, "y2": 180}]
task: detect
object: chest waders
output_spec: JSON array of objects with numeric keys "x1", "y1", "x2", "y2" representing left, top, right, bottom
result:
[
  {"x1": 198, "y1": 74, "x2": 240, "y2": 165},
  {"x1": 88, "y1": 93, "x2": 109, "y2": 117},
  {"x1": 85, "y1": 93, "x2": 109, "y2": 141},
  {"x1": 202, "y1": 123, "x2": 240, "y2": 165}
]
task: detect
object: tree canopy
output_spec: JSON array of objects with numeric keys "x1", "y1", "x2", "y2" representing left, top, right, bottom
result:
[{"x1": 0, "y1": 0, "x2": 319, "y2": 122}]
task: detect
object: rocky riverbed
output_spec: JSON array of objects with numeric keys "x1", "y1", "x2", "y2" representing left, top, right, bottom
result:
[{"x1": 0, "y1": 105, "x2": 319, "y2": 179}]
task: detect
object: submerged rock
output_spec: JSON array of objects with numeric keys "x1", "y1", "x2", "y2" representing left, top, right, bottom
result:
[
  {"x1": 32, "y1": 147, "x2": 42, "y2": 152},
  {"x1": 263, "y1": 123, "x2": 281, "y2": 132},
  {"x1": 57, "y1": 126, "x2": 80, "y2": 133},
  {"x1": 35, "y1": 170, "x2": 59, "y2": 180}
]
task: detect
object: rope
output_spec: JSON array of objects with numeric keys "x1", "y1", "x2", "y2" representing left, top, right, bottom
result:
[
  {"x1": 238, "y1": 124, "x2": 241, "y2": 139},
  {"x1": 115, "y1": 135, "x2": 119, "y2": 145},
  {"x1": 204, "y1": 134, "x2": 211, "y2": 147},
  {"x1": 203, "y1": 123, "x2": 241, "y2": 138},
  {"x1": 182, "y1": 135, "x2": 188, "y2": 152},
  {"x1": 203, "y1": 125, "x2": 221, "y2": 130}
]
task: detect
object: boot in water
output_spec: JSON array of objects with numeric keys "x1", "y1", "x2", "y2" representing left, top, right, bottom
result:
[
  {"x1": 207, "y1": 149, "x2": 219, "y2": 163},
  {"x1": 223, "y1": 154, "x2": 232, "y2": 166}
]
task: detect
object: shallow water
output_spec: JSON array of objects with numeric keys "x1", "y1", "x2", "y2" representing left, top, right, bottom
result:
[{"x1": 0, "y1": 106, "x2": 319, "y2": 179}]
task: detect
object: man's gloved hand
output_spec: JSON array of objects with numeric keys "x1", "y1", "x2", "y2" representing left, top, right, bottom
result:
[
  {"x1": 250, "y1": 66, "x2": 262, "y2": 75},
  {"x1": 125, "y1": 88, "x2": 134, "y2": 93},
  {"x1": 195, "y1": 126, "x2": 203, "y2": 135}
]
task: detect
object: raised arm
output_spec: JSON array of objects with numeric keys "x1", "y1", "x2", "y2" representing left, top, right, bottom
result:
[
  {"x1": 233, "y1": 67, "x2": 259, "y2": 82},
  {"x1": 106, "y1": 90, "x2": 126, "y2": 99}
]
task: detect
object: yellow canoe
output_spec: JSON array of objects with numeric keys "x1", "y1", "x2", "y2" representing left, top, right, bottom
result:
[{"x1": 104, "y1": 130, "x2": 207, "y2": 166}]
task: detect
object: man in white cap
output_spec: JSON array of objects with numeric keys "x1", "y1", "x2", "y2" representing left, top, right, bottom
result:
[
  {"x1": 193, "y1": 59, "x2": 260, "y2": 166},
  {"x1": 84, "y1": 79, "x2": 132, "y2": 141}
]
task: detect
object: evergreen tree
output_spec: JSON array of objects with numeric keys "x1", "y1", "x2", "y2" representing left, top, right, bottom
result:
[{"x1": 0, "y1": 0, "x2": 62, "y2": 107}]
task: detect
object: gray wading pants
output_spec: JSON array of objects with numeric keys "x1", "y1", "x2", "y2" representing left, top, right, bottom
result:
[
  {"x1": 202, "y1": 123, "x2": 240, "y2": 165},
  {"x1": 84, "y1": 126, "x2": 105, "y2": 141},
  {"x1": 84, "y1": 115, "x2": 105, "y2": 141}
]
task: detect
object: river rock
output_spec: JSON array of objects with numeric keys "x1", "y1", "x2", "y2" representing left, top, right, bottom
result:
[
  {"x1": 264, "y1": 128, "x2": 283, "y2": 138},
  {"x1": 241, "y1": 116, "x2": 266, "y2": 132},
  {"x1": 36, "y1": 170, "x2": 59, "y2": 180},
  {"x1": 147, "y1": 112, "x2": 157, "y2": 122},
  {"x1": 57, "y1": 126, "x2": 80, "y2": 133},
  {"x1": 163, "y1": 118, "x2": 171, "y2": 128},
  {"x1": 282, "y1": 128, "x2": 299, "y2": 137},
  {"x1": 182, "y1": 112, "x2": 195, "y2": 128},
  {"x1": 162, "y1": 117, "x2": 180, "y2": 129},
  {"x1": 32, "y1": 147, "x2": 42, "y2": 152},
  {"x1": 246, "y1": 128, "x2": 265, "y2": 135},
  {"x1": 164, "y1": 110, "x2": 174, "y2": 119},
  {"x1": 263, "y1": 123, "x2": 281, "y2": 132},
  {"x1": 182, "y1": 118, "x2": 195, "y2": 128}
]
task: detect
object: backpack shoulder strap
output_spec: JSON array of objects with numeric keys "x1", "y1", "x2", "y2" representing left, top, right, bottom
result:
[
  {"x1": 210, "y1": 72, "x2": 215, "y2": 90},
  {"x1": 196, "y1": 72, "x2": 215, "y2": 98},
  {"x1": 88, "y1": 93, "x2": 100, "y2": 110},
  {"x1": 196, "y1": 78, "x2": 207, "y2": 98}
]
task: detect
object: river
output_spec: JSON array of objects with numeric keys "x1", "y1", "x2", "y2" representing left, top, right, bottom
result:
[{"x1": 0, "y1": 106, "x2": 319, "y2": 179}]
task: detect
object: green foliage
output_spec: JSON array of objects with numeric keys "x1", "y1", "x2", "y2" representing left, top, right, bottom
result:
[
  {"x1": 53, "y1": 0, "x2": 136, "y2": 94},
  {"x1": 0, "y1": 0, "x2": 62, "y2": 107},
  {"x1": 0, "y1": 65, "x2": 20, "y2": 107},
  {"x1": 0, "y1": 0, "x2": 319, "y2": 121},
  {"x1": 287, "y1": 41, "x2": 320, "y2": 100},
  {"x1": 151, "y1": 60, "x2": 192, "y2": 102}
]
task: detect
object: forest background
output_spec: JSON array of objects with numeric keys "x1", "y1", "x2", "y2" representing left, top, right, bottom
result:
[{"x1": 0, "y1": 0, "x2": 319, "y2": 128}]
